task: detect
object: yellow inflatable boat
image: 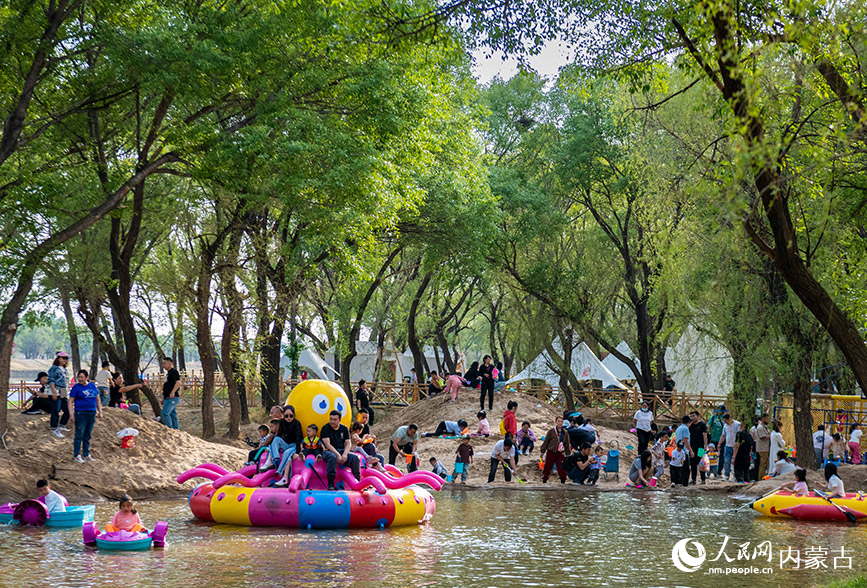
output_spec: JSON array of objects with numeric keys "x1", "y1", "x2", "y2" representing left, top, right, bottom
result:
[{"x1": 752, "y1": 490, "x2": 867, "y2": 522}]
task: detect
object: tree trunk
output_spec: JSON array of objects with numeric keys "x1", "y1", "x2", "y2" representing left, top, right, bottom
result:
[
  {"x1": 59, "y1": 288, "x2": 81, "y2": 373},
  {"x1": 407, "y1": 272, "x2": 433, "y2": 379},
  {"x1": 729, "y1": 348, "x2": 756, "y2": 422},
  {"x1": 90, "y1": 335, "x2": 100, "y2": 381},
  {"x1": 195, "y1": 238, "x2": 219, "y2": 439},
  {"x1": 220, "y1": 229, "x2": 244, "y2": 439},
  {"x1": 260, "y1": 319, "x2": 285, "y2": 408},
  {"x1": 436, "y1": 331, "x2": 456, "y2": 374}
]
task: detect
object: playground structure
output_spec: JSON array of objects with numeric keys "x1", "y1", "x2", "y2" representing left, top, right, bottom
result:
[{"x1": 773, "y1": 394, "x2": 867, "y2": 458}]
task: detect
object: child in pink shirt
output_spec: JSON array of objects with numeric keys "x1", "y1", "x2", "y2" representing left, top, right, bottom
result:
[
  {"x1": 107, "y1": 495, "x2": 144, "y2": 532},
  {"x1": 471, "y1": 411, "x2": 490, "y2": 437},
  {"x1": 445, "y1": 374, "x2": 467, "y2": 403}
]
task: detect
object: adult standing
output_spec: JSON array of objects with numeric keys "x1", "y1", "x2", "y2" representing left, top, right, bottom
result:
[
  {"x1": 488, "y1": 438, "x2": 517, "y2": 483},
  {"x1": 389, "y1": 424, "x2": 420, "y2": 472},
  {"x1": 675, "y1": 416, "x2": 694, "y2": 485},
  {"x1": 47, "y1": 351, "x2": 71, "y2": 438},
  {"x1": 663, "y1": 374, "x2": 676, "y2": 406},
  {"x1": 769, "y1": 421, "x2": 786, "y2": 469},
  {"x1": 109, "y1": 372, "x2": 142, "y2": 415},
  {"x1": 540, "y1": 421, "x2": 572, "y2": 484},
  {"x1": 688, "y1": 411, "x2": 709, "y2": 485},
  {"x1": 320, "y1": 410, "x2": 361, "y2": 490},
  {"x1": 69, "y1": 369, "x2": 102, "y2": 463},
  {"x1": 707, "y1": 405, "x2": 726, "y2": 476},
  {"x1": 813, "y1": 425, "x2": 828, "y2": 470},
  {"x1": 95, "y1": 361, "x2": 112, "y2": 407},
  {"x1": 718, "y1": 413, "x2": 740, "y2": 481},
  {"x1": 632, "y1": 401, "x2": 655, "y2": 454},
  {"x1": 731, "y1": 428, "x2": 754, "y2": 483},
  {"x1": 753, "y1": 414, "x2": 771, "y2": 476},
  {"x1": 478, "y1": 355, "x2": 495, "y2": 412},
  {"x1": 160, "y1": 357, "x2": 181, "y2": 429},
  {"x1": 355, "y1": 379, "x2": 374, "y2": 426}
]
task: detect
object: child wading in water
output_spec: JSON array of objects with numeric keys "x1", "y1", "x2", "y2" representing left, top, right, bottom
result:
[{"x1": 107, "y1": 495, "x2": 144, "y2": 532}]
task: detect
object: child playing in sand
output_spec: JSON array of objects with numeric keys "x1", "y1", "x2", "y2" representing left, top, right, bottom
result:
[
  {"x1": 779, "y1": 468, "x2": 809, "y2": 495},
  {"x1": 471, "y1": 411, "x2": 490, "y2": 437},
  {"x1": 429, "y1": 457, "x2": 448, "y2": 479},
  {"x1": 453, "y1": 436, "x2": 473, "y2": 483},
  {"x1": 587, "y1": 445, "x2": 604, "y2": 485},
  {"x1": 516, "y1": 421, "x2": 536, "y2": 455},
  {"x1": 107, "y1": 495, "x2": 144, "y2": 532},
  {"x1": 36, "y1": 479, "x2": 66, "y2": 513}
]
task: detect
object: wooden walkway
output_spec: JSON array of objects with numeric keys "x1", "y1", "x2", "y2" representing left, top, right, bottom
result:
[{"x1": 8, "y1": 373, "x2": 727, "y2": 420}]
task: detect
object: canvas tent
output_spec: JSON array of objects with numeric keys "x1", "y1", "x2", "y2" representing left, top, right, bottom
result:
[
  {"x1": 325, "y1": 340, "x2": 404, "y2": 383},
  {"x1": 664, "y1": 325, "x2": 732, "y2": 397},
  {"x1": 506, "y1": 339, "x2": 628, "y2": 390},
  {"x1": 400, "y1": 345, "x2": 463, "y2": 378},
  {"x1": 280, "y1": 347, "x2": 340, "y2": 380},
  {"x1": 601, "y1": 340, "x2": 640, "y2": 382}
]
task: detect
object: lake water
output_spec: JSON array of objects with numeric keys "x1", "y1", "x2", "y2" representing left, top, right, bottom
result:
[{"x1": 1, "y1": 488, "x2": 865, "y2": 587}]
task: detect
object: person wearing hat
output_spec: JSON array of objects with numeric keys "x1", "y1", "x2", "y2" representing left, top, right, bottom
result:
[
  {"x1": 47, "y1": 352, "x2": 71, "y2": 437},
  {"x1": 22, "y1": 372, "x2": 52, "y2": 414}
]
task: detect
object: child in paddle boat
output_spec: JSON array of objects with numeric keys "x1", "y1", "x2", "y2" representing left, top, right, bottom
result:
[
  {"x1": 816, "y1": 462, "x2": 845, "y2": 498},
  {"x1": 36, "y1": 479, "x2": 66, "y2": 513},
  {"x1": 107, "y1": 495, "x2": 144, "y2": 532},
  {"x1": 778, "y1": 468, "x2": 809, "y2": 495}
]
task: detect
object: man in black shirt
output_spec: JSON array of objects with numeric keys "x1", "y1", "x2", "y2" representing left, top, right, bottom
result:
[
  {"x1": 566, "y1": 416, "x2": 595, "y2": 449},
  {"x1": 320, "y1": 410, "x2": 361, "y2": 490},
  {"x1": 688, "y1": 410, "x2": 709, "y2": 485},
  {"x1": 160, "y1": 357, "x2": 181, "y2": 429}
]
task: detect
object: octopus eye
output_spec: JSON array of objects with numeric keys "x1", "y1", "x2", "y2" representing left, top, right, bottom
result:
[
  {"x1": 312, "y1": 394, "x2": 330, "y2": 414},
  {"x1": 334, "y1": 399, "x2": 346, "y2": 416}
]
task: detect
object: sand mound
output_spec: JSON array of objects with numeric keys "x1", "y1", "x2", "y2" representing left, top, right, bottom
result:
[{"x1": 0, "y1": 409, "x2": 247, "y2": 503}]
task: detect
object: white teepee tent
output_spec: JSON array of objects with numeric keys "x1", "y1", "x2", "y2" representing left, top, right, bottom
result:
[{"x1": 506, "y1": 338, "x2": 628, "y2": 390}]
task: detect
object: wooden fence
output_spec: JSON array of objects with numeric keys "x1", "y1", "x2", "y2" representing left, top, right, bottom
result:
[{"x1": 8, "y1": 373, "x2": 727, "y2": 421}]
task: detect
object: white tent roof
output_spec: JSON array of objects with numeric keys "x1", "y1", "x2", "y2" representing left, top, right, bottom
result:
[
  {"x1": 506, "y1": 339, "x2": 628, "y2": 390},
  {"x1": 664, "y1": 325, "x2": 731, "y2": 397},
  {"x1": 281, "y1": 347, "x2": 340, "y2": 379},
  {"x1": 601, "y1": 340, "x2": 640, "y2": 381}
]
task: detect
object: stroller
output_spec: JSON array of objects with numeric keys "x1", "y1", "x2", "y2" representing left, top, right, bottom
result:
[{"x1": 603, "y1": 440, "x2": 621, "y2": 481}]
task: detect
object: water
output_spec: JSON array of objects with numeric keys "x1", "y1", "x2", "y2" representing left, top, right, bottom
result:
[{"x1": 1, "y1": 489, "x2": 865, "y2": 587}]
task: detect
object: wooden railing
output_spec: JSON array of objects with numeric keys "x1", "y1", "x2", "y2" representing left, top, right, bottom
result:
[{"x1": 8, "y1": 374, "x2": 727, "y2": 420}]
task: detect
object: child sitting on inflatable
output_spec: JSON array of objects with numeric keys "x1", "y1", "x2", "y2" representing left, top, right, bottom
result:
[
  {"x1": 246, "y1": 425, "x2": 270, "y2": 465},
  {"x1": 350, "y1": 422, "x2": 387, "y2": 471},
  {"x1": 106, "y1": 495, "x2": 144, "y2": 533}
]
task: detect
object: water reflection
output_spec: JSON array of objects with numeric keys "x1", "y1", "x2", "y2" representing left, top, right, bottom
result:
[{"x1": 0, "y1": 489, "x2": 865, "y2": 587}]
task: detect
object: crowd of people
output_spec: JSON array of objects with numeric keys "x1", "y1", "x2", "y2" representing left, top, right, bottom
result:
[{"x1": 20, "y1": 352, "x2": 185, "y2": 463}]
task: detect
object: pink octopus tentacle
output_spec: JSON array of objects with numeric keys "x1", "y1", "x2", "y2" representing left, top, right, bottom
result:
[
  {"x1": 213, "y1": 469, "x2": 277, "y2": 489},
  {"x1": 177, "y1": 467, "x2": 222, "y2": 484},
  {"x1": 288, "y1": 467, "x2": 313, "y2": 494},
  {"x1": 384, "y1": 464, "x2": 402, "y2": 477},
  {"x1": 360, "y1": 467, "x2": 444, "y2": 491},
  {"x1": 337, "y1": 469, "x2": 388, "y2": 494},
  {"x1": 197, "y1": 463, "x2": 231, "y2": 475}
]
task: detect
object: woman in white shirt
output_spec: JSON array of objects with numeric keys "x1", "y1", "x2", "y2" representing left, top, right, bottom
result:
[
  {"x1": 768, "y1": 421, "x2": 786, "y2": 474},
  {"x1": 848, "y1": 424, "x2": 862, "y2": 465},
  {"x1": 772, "y1": 450, "x2": 796, "y2": 477},
  {"x1": 632, "y1": 401, "x2": 654, "y2": 454}
]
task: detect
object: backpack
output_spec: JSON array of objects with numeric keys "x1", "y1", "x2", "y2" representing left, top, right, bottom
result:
[{"x1": 499, "y1": 419, "x2": 506, "y2": 435}]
